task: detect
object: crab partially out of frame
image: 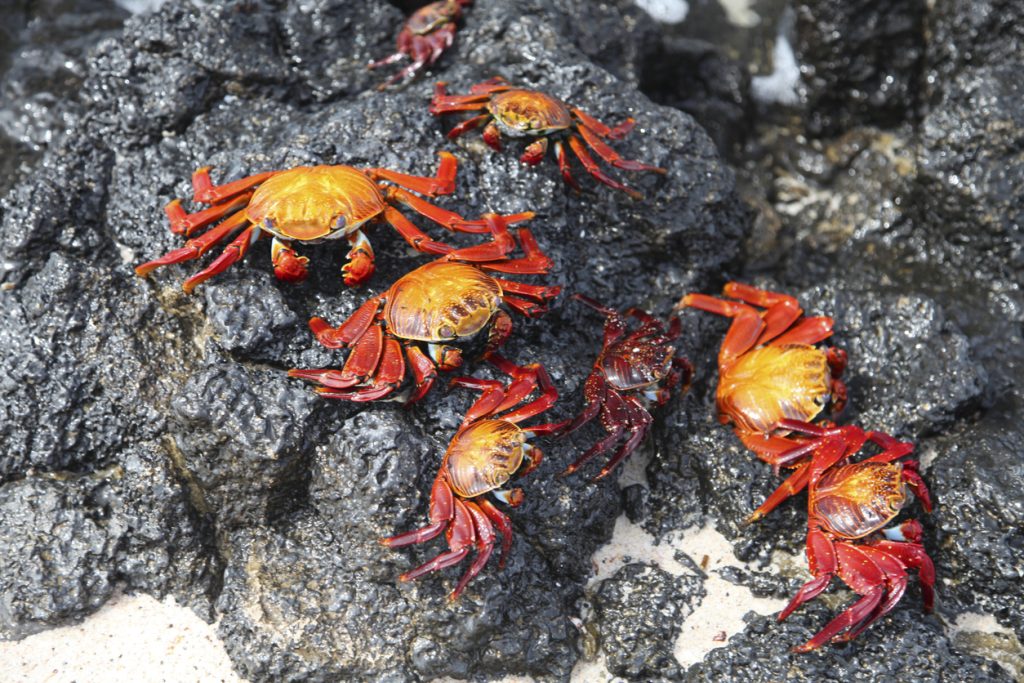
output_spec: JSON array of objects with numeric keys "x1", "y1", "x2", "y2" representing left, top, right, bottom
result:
[
  {"x1": 382, "y1": 355, "x2": 565, "y2": 600},
  {"x1": 136, "y1": 152, "x2": 521, "y2": 293},
  {"x1": 430, "y1": 77, "x2": 666, "y2": 199},
  {"x1": 369, "y1": 0, "x2": 473, "y2": 89},
  {"x1": 288, "y1": 214, "x2": 560, "y2": 403}
]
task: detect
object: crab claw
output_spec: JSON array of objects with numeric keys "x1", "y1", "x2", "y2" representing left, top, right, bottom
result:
[
  {"x1": 271, "y1": 239, "x2": 309, "y2": 283},
  {"x1": 342, "y1": 250, "x2": 375, "y2": 287}
]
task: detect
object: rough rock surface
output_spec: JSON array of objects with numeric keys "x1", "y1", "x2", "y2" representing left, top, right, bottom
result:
[{"x1": 1, "y1": 0, "x2": 1023, "y2": 681}]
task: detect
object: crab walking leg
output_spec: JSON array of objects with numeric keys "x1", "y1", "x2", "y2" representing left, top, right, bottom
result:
[
  {"x1": 292, "y1": 324, "x2": 385, "y2": 390},
  {"x1": 468, "y1": 77, "x2": 514, "y2": 95},
  {"x1": 317, "y1": 339, "x2": 406, "y2": 402},
  {"x1": 559, "y1": 372, "x2": 606, "y2": 437},
  {"x1": 304, "y1": 297, "x2": 382, "y2": 350},
  {"x1": 446, "y1": 113, "x2": 491, "y2": 138},
  {"x1": 832, "y1": 547, "x2": 910, "y2": 644},
  {"x1": 387, "y1": 188, "x2": 486, "y2": 235},
  {"x1": 450, "y1": 501, "x2": 496, "y2": 600},
  {"x1": 164, "y1": 192, "x2": 253, "y2": 236},
  {"x1": 576, "y1": 124, "x2": 666, "y2": 173},
  {"x1": 563, "y1": 385, "x2": 632, "y2": 476},
  {"x1": 383, "y1": 473, "x2": 455, "y2": 548},
  {"x1": 136, "y1": 211, "x2": 251, "y2": 277},
  {"x1": 367, "y1": 51, "x2": 406, "y2": 69},
  {"x1": 680, "y1": 293, "x2": 802, "y2": 362},
  {"x1": 553, "y1": 140, "x2": 582, "y2": 191},
  {"x1": 398, "y1": 498, "x2": 475, "y2": 581},
  {"x1": 381, "y1": 207, "x2": 457, "y2": 255},
  {"x1": 182, "y1": 224, "x2": 262, "y2": 294},
  {"x1": 478, "y1": 229, "x2": 556, "y2": 276},
  {"x1": 570, "y1": 107, "x2": 636, "y2": 140},
  {"x1": 871, "y1": 537, "x2": 936, "y2": 611},
  {"x1": 429, "y1": 82, "x2": 495, "y2": 113},
  {"x1": 768, "y1": 316, "x2": 835, "y2": 347},
  {"x1": 594, "y1": 395, "x2": 653, "y2": 479},
  {"x1": 746, "y1": 460, "x2": 813, "y2": 523},
  {"x1": 566, "y1": 135, "x2": 643, "y2": 200},
  {"x1": 190, "y1": 167, "x2": 278, "y2": 204},
  {"x1": 366, "y1": 151, "x2": 457, "y2": 197},
  {"x1": 476, "y1": 498, "x2": 514, "y2": 568}
]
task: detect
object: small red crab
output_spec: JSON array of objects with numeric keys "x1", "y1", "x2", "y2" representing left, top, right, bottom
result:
[
  {"x1": 289, "y1": 215, "x2": 559, "y2": 403},
  {"x1": 135, "y1": 152, "x2": 515, "y2": 293},
  {"x1": 560, "y1": 295, "x2": 693, "y2": 480},
  {"x1": 758, "y1": 420, "x2": 935, "y2": 652},
  {"x1": 381, "y1": 355, "x2": 565, "y2": 600},
  {"x1": 679, "y1": 282, "x2": 847, "y2": 467},
  {"x1": 430, "y1": 77, "x2": 666, "y2": 199},
  {"x1": 369, "y1": 0, "x2": 472, "y2": 89}
]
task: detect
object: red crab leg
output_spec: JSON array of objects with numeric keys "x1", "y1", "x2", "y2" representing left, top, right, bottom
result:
[
  {"x1": 553, "y1": 140, "x2": 581, "y2": 191},
  {"x1": 769, "y1": 316, "x2": 834, "y2": 347},
  {"x1": 492, "y1": 278, "x2": 560, "y2": 302},
  {"x1": 833, "y1": 546, "x2": 910, "y2": 644},
  {"x1": 367, "y1": 151, "x2": 457, "y2": 197},
  {"x1": 486, "y1": 354, "x2": 542, "y2": 411},
  {"x1": 450, "y1": 376, "x2": 511, "y2": 424},
  {"x1": 680, "y1": 293, "x2": 765, "y2": 369},
  {"x1": 399, "y1": 498, "x2": 475, "y2": 582},
  {"x1": 502, "y1": 294, "x2": 551, "y2": 317},
  {"x1": 566, "y1": 134, "x2": 642, "y2": 200},
  {"x1": 478, "y1": 228, "x2": 555, "y2": 275},
  {"x1": 367, "y1": 51, "x2": 405, "y2": 70},
  {"x1": 450, "y1": 501, "x2": 496, "y2": 600},
  {"x1": 745, "y1": 460, "x2": 812, "y2": 524},
  {"x1": 496, "y1": 363, "x2": 559, "y2": 423},
  {"x1": 469, "y1": 77, "x2": 512, "y2": 95},
  {"x1": 871, "y1": 538, "x2": 935, "y2": 611},
  {"x1": 136, "y1": 210, "x2": 251, "y2": 277},
  {"x1": 317, "y1": 338, "x2": 405, "y2": 402},
  {"x1": 405, "y1": 344, "x2": 438, "y2": 404},
  {"x1": 483, "y1": 309, "x2": 513, "y2": 359},
  {"x1": 594, "y1": 395, "x2": 653, "y2": 480},
  {"x1": 429, "y1": 82, "x2": 493, "y2": 114},
  {"x1": 477, "y1": 497, "x2": 514, "y2": 569},
  {"x1": 779, "y1": 528, "x2": 837, "y2": 622},
  {"x1": 381, "y1": 206, "x2": 457, "y2": 255},
  {"x1": 385, "y1": 188, "x2": 485, "y2": 236},
  {"x1": 291, "y1": 324, "x2": 385, "y2": 390},
  {"x1": 190, "y1": 167, "x2": 277, "y2": 204},
  {"x1": 181, "y1": 224, "x2": 261, "y2": 294},
  {"x1": 382, "y1": 473, "x2": 454, "y2": 548},
  {"x1": 737, "y1": 430, "x2": 812, "y2": 468},
  {"x1": 577, "y1": 124, "x2": 666, "y2": 173},
  {"x1": 446, "y1": 113, "x2": 492, "y2": 139},
  {"x1": 164, "y1": 191, "x2": 252, "y2": 236},
  {"x1": 306, "y1": 297, "x2": 382, "y2": 349},
  {"x1": 560, "y1": 371, "x2": 606, "y2": 437},
  {"x1": 571, "y1": 107, "x2": 636, "y2": 140}
]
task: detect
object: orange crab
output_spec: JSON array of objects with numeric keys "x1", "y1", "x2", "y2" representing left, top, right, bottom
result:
[
  {"x1": 430, "y1": 77, "x2": 666, "y2": 199},
  {"x1": 135, "y1": 152, "x2": 519, "y2": 293},
  {"x1": 678, "y1": 282, "x2": 847, "y2": 467},
  {"x1": 288, "y1": 215, "x2": 559, "y2": 403},
  {"x1": 754, "y1": 420, "x2": 935, "y2": 652},
  {"x1": 560, "y1": 295, "x2": 693, "y2": 480},
  {"x1": 382, "y1": 355, "x2": 565, "y2": 600},
  {"x1": 369, "y1": 0, "x2": 472, "y2": 89}
]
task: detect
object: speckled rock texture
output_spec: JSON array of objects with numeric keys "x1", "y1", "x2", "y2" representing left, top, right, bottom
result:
[{"x1": 1, "y1": 0, "x2": 1022, "y2": 681}]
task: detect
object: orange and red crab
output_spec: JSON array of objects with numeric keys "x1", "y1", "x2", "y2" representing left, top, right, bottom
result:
[
  {"x1": 752, "y1": 420, "x2": 935, "y2": 652},
  {"x1": 560, "y1": 295, "x2": 693, "y2": 480},
  {"x1": 430, "y1": 77, "x2": 666, "y2": 199},
  {"x1": 678, "y1": 282, "x2": 847, "y2": 468},
  {"x1": 369, "y1": 0, "x2": 472, "y2": 89},
  {"x1": 381, "y1": 355, "x2": 565, "y2": 600},
  {"x1": 288, "y1": 215, "x2": 559, "y2": 403},
  {"x1": 135, "y1": 152, "x2": 520, "y2": 293}
]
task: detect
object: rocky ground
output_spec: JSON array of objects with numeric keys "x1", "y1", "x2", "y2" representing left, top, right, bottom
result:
[{"x1": 0, "y1": 0, "x2": 1021, "y2": 681}]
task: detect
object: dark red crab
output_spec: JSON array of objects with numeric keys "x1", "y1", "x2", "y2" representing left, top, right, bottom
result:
[
  {"x1": 381, "y1": 355, "x2": 565, "y2": 600},
  {"x1": 756, "y1": 420, "x2": 935, "y2": 653},
  {"x1": 560, "y1": 295, "x2": 693, "y2": 480},
  {"x1": 289, "y1": 215, "x2": 559, "y2": 403},
  {"x1": 369, "y1": 0, "x2": 472, "y2": 89},
  {"x1": 430, "y1": 77, "x2": 666, "y2": 199}
]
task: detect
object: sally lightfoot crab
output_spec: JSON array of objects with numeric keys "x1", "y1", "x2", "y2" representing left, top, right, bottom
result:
[
  {"x1": 560, "y1": 295, "x2": 693, "y2": 480},
  {"x1": 430, "y1": 77, "x2": 666, "y2": 199},
  {"x1": 135, "y1": 152, "x2": 516, "y2": 293},
  {"x1": 678, "y1": 282, "x2": 847, "y2": 467},
  {"x1": 289, "y1": 215, "x2": 559, "y2": 403},
  {"x1": 381, "y1": 355, "x2": 565, "y2": 600},
  {"x1": 369, "y1": 0, "x2": 472, "y2": 89},
  {"x1": 759, "y1": 420, "x2": 935, "y2": 652}
]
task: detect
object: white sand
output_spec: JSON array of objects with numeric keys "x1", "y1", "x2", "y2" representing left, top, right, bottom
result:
[{"x1": 0, "y1": 593, "x2": 243, "y2": 683}]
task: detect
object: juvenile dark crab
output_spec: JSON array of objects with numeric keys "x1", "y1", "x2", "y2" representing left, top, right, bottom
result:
[
  {"x1": 754, "y1": 420, "x2": 935, "y2": 653},
  {"x1": 560, "y1": 295, "x2": 693, "y2": 480},
  {"x1": 679, "y1": 282, "x2": 847, "y2": 468},
  {"x1": 369, "y1": 0, "x2": 472, "y2": 89},
  {"x1": 289, "y1": 215, "x2": 559, "y2": 403},
  {"x1": 382, "y1": 356, "x2": 564, "y2": 600},
  {"x1": 430, "y1": 77, "x2": 666, "y2": 199},
  {"x1": 135, "y1": 152, "x2": 516, "y2": 293}
]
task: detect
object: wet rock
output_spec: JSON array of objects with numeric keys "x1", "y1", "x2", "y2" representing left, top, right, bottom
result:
[
  {"x1": 688, "y1": 607, "x2": 1013, "y2": 681},
  {"x1": 794, "y1": 0, "x2": 927, "y2": 135},
  {"x1": 915, "y1": 63, "x2": 1024, "y2": 273},
  {"x1": 590, "y1": 562, "x2": 704, "y2": 680}
]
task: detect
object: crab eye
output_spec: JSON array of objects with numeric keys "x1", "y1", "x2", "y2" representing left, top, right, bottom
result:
[
  {"x1": 263, "y1": 218, "x2": 275, "y2": 230},
  {"x1": 334, "y1": 215, "x2": 347, "y2": 230},
  {"x1": 438, "y1": 325, "x2": 455, "y2": 338}
]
